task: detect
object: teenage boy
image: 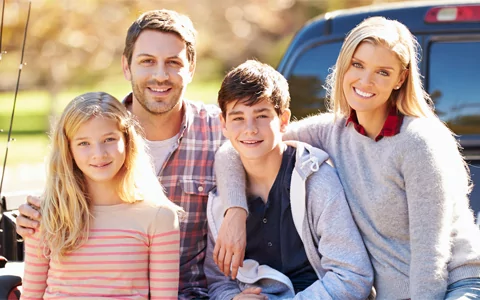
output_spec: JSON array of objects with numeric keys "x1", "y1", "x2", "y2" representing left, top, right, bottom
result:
[{"x1": 204, "y1": 60, "x2": 373, "y2": 299}]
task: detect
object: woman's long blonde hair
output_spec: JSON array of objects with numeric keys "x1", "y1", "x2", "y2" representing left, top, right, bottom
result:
[
  {"x1": 40, "y1": 92, "x2": 181, "y2": 260},
  {"x1": 325, "y1": 16, "x2": 434, "y2": 119}
]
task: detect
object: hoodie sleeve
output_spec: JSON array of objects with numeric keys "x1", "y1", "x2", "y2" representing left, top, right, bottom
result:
[
  {"x1": 295, "y1": 164, "x2": 373, "y2": 300},
  {"x1": 205, "y1": 229, "x2": 242, "y2": 300}
]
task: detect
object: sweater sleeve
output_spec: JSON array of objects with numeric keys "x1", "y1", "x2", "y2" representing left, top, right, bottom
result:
[
  {"x1": 21, "y1": 232, "x2": 49, "y2": 300},
  {"x1": 401, "y1": 121, "x2": 468, "y2": 299},
  {"x1": 295, "y1": 168, "x2": 373, "y2": 300},
  {"x1": 214, "y1": 142, "x2": 249, "y2": 215},
  {"x1": 149, "y1": 206, "x2": 181, "y2": 300},
  {"x1": 283, "y1": 113, "x2": 335, "y2": 149},
  {"x1": 204, "y1": 229, "x2": 242, "y2": 300}
]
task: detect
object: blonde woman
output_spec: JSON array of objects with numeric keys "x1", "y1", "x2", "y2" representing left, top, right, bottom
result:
[
  {"x1": 21, "y1": 92, "x2": 182, "y2": 299},
  {"x1": 214, "y1": 17, "x2": 480, "y2": 299}
]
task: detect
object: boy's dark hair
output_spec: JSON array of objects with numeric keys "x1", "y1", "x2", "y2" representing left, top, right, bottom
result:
[
  {"x1": 123, "y1": 9, "x2": 197, "y2": 66},
  {"x1": 218, "y1": 60, "x2": 291, "y2": 118}
]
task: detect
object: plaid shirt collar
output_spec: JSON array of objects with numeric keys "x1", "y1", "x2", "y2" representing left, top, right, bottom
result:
[{"x1": 346, "y1": 106, "x2": 404, "y2": 142}]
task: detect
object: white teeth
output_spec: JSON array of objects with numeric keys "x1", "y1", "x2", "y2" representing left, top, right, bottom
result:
[
  {"x1": 92, "y1": 162, "x2": 110, "y2": 167},
  {"x1": 242, "y1": 140, "x2": 259, "y2": 144},
  {"x1": 150, "y1": 87, "x2": 168, "y2": 92},
  {"x1": 354, "y1": 88, "x2": 374, "y2": 98}
]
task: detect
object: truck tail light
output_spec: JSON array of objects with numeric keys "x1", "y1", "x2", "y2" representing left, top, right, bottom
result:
[{"x1": 425, "y1": 5, "x2": 480, "y2": 23}]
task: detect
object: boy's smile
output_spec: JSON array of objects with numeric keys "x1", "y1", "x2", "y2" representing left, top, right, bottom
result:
[{"x1": 221, "y1": 99, "x2": 290, "y2": 161}]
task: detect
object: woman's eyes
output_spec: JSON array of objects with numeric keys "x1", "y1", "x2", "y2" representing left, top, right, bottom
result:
[
  {"x1": 352, "y1": 62, "x2": 362, "y2": 68},
  {"x1": 352, "y1": 62, "x2": 390, "y2": 76}
]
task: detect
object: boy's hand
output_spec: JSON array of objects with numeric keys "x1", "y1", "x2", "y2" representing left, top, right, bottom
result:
[
  {"x1": 213, "y1": 207, "x2": 247, "y2": 279},
  {"x1": 233, "y1": 287, "x2": 267, "y2": 300},
  {"x1": 16, "y1": 195, "x2": 42, "y2": 238}
]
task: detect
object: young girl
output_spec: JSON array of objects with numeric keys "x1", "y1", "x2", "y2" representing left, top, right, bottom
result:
[
  {"x1": 21, "y1": 92, "x2": 182, "y2": 299},
  {"x1": 215, "y1": 17, "x2": 480, "y2": 299}
]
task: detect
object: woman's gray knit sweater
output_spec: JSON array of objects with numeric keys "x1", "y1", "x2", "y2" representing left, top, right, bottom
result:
[{"x1": 215, "y1": 113, "x2": 480, "y2": 300}]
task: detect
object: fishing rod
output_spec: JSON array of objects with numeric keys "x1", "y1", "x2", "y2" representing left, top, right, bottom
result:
[
  {"x1": 0, "y1": 0, "x2": 5, "y2": 61},
  {"x1": 0, "y1": 1, "x2": 32, "y2": 202}
]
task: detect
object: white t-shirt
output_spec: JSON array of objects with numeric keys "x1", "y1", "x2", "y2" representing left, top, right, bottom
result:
[{"x1": 146, "y1": 134, "x2": 179, "y2": 174}]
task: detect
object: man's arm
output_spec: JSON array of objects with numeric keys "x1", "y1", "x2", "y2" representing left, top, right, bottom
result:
[{"x1": 16, "y1": 195, "x2": 42, "y2": 238}]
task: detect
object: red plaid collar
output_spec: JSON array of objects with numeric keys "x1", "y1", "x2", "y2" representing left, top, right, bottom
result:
[{"x1": 346, "y1": 106, "x2": 404, "y2": 142}]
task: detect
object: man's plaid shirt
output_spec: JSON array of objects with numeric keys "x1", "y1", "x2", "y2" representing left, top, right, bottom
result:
[{"x1": 125, "y1": 94, "x2": 226, "y2": 299}]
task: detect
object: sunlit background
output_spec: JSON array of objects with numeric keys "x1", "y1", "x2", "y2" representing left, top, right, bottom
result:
[{"x1": 0, "y1": 0, "x2": 407, "y2": 199}]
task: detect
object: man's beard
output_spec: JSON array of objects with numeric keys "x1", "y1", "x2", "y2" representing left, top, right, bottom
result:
[{"x1": 131, "y1": 79, "x2": 182, "y2": 115}]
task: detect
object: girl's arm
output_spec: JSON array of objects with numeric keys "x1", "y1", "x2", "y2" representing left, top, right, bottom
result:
[
  {"x1": 401, "y1": 121, "x2": 468, "y2": 299},
  {"x1": 21, "y1": 233, "x2": 49, "y2": 300},
  {"x1": 149, "y1": 207, "x2": 181, "y2": 300}
]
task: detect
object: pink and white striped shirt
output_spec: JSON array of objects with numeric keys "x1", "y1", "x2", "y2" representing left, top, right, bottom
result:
[{"x1": 21, "y1": 201, "x2": 180, "y2": 300}]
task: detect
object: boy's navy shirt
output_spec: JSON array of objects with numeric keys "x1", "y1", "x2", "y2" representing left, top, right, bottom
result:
[{"x1": 245, "y1": 145, "x2": 317, "y2": 293}]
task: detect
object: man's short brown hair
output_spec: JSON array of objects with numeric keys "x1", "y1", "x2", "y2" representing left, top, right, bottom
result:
[
  {"x1": 218, "y1": 60, "x2": 290, "y2": 118},
  {"x1": 123, "y1": 9, "x2": 197, "y2": 66}
]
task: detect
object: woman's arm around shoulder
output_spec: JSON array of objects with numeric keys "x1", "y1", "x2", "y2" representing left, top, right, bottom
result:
[{"x1": 283, "y1": 112, "x2": 337, "y2": 149}]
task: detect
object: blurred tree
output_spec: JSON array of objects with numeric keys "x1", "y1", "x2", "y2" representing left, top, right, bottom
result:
[{"x1": 0, "y1": 0, "x2": 403, "y2": 96}]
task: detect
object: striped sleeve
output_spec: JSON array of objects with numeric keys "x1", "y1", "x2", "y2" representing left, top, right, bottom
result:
[
  {"x1": 21, "y1": 232, "x2": 49, "y2": 300},
  {"x1": 149, "y1": 206, "x2": 181, "y2": 300}
]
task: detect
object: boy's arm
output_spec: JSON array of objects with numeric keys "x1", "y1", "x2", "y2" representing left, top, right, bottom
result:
[
  {"x1": 149, "y1": 207, "x2": 181, "y2": 300},
  {"x1": 205, "y1": 229, "x2": 243, "y2": 300},
  {"x1": 21, "y1": 233, "x2": 49, "y2": 299},
  {"x1": 296, "y1": 172, "x2": 373, "y2": 300}
]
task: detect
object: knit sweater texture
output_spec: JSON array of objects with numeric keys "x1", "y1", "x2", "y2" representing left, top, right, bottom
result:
[{"x1": 215, "y1": 113, "x2": 480, "y2": 300}]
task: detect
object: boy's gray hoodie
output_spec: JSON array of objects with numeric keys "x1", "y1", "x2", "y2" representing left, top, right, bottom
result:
[{"x1": 205, "y1": 142, "x2": 373, "y2": 299}]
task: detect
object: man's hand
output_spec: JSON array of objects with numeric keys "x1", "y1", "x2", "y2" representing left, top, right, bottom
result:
[
  {"x1": 233, "y1": 287, "x2": 267, "y2": 300},
  {"x1": 213, "y1": 207, "x2": 247, "y2": 279},
  {"x1": 16, "y1": 195, "x2": 42, "y2": 238}
]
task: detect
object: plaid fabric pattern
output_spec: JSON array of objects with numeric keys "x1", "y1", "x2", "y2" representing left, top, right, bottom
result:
[
  {"x1": 346, "y1": 106, "x2": 404, "y2": 141},
  {"x1": 124, "y1": 94, "x2": 225, "y2": 299}
]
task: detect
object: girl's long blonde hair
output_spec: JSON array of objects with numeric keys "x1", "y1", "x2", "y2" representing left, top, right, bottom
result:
[
  {"x1": 325, "y1": 16, "x2": 434, "y2": 119},
  {"x1": 41, "y1": 92, "x2": 181, "y2": 260}
]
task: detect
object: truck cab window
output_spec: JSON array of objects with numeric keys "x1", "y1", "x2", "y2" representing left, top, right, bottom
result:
[
  {"x1": 427, "y1": 40, "x2": 480, "y2": 135},
  {"x1": 286, "y1": 42, "x2": 342, "y2": 119}
]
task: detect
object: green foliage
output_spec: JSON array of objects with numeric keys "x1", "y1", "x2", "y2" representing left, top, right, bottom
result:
[{"x1": 0, "y1": 78, "x2": 220, "y2": 134}]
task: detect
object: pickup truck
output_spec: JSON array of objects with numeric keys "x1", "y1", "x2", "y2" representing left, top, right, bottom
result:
[{"x1": 277, "y1": 0, "x2": 480, "y2": 221}]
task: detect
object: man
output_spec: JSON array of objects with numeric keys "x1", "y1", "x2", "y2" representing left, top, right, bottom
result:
[{"x1": 15, "y1": 9, "x2": 246, "y2": 299}]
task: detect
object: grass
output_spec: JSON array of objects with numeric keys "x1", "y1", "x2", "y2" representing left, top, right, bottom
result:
[
  {"x1": 0, "y1": 133, "x2": 50, "y2": 165},
  {"x1": 0, "y1": 78, "x2": 221, "y2": 166}
]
